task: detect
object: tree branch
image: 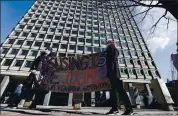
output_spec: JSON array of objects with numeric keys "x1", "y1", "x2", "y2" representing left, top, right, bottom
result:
[{"x1": 131, "y1": 0, "x2": 163, "y2": 8}]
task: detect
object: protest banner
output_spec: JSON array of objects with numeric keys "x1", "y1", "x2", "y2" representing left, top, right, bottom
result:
[{"x1": 38, "y1": 52, "x2": 111, "y2": 93}]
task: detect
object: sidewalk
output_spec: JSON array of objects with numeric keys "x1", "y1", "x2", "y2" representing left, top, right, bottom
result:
[
  {"x1": 1, "y1": 105, "x2": 178, "y2": 115},
  {"x1": 36, "y1": 106, "x2": 178, "y2": 115}
]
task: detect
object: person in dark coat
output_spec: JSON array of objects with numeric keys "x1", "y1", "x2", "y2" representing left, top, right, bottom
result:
[
  {"x1": 105, "y1": 40, "x2": 133, "y2": 115},
  {"x1": 30, "y1": 48, "x2": 52, "y2": 108},
  {"x1": 9, "y1": 83, "x2": 23, "y2": 107}
]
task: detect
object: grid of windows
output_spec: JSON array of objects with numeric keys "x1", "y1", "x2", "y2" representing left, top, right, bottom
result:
[{"x1": 0, "y1": 0, "x2": 161, "y2": 80}]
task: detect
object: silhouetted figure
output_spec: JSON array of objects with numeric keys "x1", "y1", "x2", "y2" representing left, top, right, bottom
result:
[
  {"x1": 9, "y1": 83, "x2": 23, "y2": 107},
  {"x1": 105, "y1": 40, "x2": 133, "y2": 115}
]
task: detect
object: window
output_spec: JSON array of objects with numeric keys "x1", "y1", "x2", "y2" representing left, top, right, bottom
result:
[
  {"x1": 24, "y1": 61, "x2": 33, "y2": 68},
  {"x1": 120, "y1": 68, "x2": 127, "y2": 75},
  {"x1": 14, "y1": 60, "x2": 23, "y2": 67},
  {"x1": 128, "y1": 68, "x2": 134, "y2": 75},
  {"x1": 143, "y1": 69, "x2": 149, "y2": 76},
  {"x1": 115, "y1": 41, "x2": 120, "y2": 47},
  {"x1": 34, "y1": 42, "x2": 42, "y2": 47},
  {"x1": 73, "y1": 25, "x2": 79, "y2": 28},
  {"x1": 125, "y1": 59, "x2": 131, "y2": 64},
  {"x1": 86, "y1": 32, "x2": 91, "y2": 36},
  {"x1": 10, "y1": 49, "x2": 19, "y2": 55},
  {"x1": 3, "y1": 59, "x2": 13, "y2": 66},
  {"x1": 19, "y1": 25, "x2": 25, "y2": 29},
  {"x1": 61, "y1": 44, "x2": 67, "y2": 49},
  {"x1": 22, "y1": 32, "x2": 28, "y2": 37},
  {"x1": 62, "y1": 36, "x2": 68, "y2": 41},
  {"x1": 64, "y1": 30, "x2": 71, "y2": 34},
  {"x1": 79, "y1": 31, "x2": 85, "y2": 35},
  {"x1": 56, "y1": 29, "x2": 63, "y2": 33},
  {"x1": 119, "y1": 58, "x2": 125, "y2": 64},
  {"x1": 25, "y1": 41, "x2": 33, "y2": 46},
  {"x1": 37, "y1": 20, "x2": 43, "y2": 25},
  {"x1": 72, "y1": 30, "x2": 77, "y2": 35},
  {"x1": 44, "y1": 43, "x2": 50, "y2": 48},
  {"x1": 85, "y1": 46, "x2": 92, "y2": 51},
  {"x1": 94, "y1": 47, "x2": 100, "y2": 52},
  {"x1": 30, "y1": 20, "x2": 36, "y2": 23},
  {"x1": 78, "y1": 46, "x2": 84, "y2": 51},
  {"x1": 78, "y1": 38, "x2": 84, "y2": 43},
  {"x1": 94, "y1": 40, "x2": 99, "y2": 44},
  {"x1": 6, "y1": 39, "x2": 15, "y2": 44},
  {"x1": 52, "y1": 43, "x2": 59, "y2": 48},
  {"x1": 80, "y1": 25, "x2": 85, "y2": 29},
  {"x1": 123, "y1": 50, "x2": 129, "y2": 56},
  {"x1": 121, "y1": 42, "x2": 127, "y2": 47},
  {"x1": 135, "y1": 44, "x2": 140, "y2": 49},
  {"x1": 1, "y1": 48, "x2": 9, "y2": 54},
  {"x1": 66, "y1": 23, "x2": 72, "y2": 28},
  {"x1": 70, "y1": 37, "x2": 77, "y2": 42},
  {"x1": 136, "y1": 69, "x2": 142, "y2": 76},
  {"x1": 34, "y1": 26, "x2": 40, "y2": 30},
  {"x1": 46, "y1": 35, "x2": 53, "y2": 39},
  {"x1": 86, "y1": 39, "x2": 92, "y2": 43},
  {"x1": 23, "y1": 19, "x2": 29, "y2": 23},
  {"x1": 137, "y1": 51, "x2": 142, "y2": 56},
  {"x1": 54, "y1": 36, "x2": 61, "y2": 40},
  {"x1": 130, "y1": 50, "x2": 136, "y2": 56},
  {"x1": 69, "y1": 45, "x2": 76, "y2": 50},
  {"x1": 41, "y1": 27, "x2": 48, "y2": 32},
  {"x1": 29, "y1": 51, "x2": 38, "y2": 56},
  {"x1": 58, "y1": 53, "x2": 66, "y2": 57},
  {"x1": 19, "y1": 50, "x2": 28, "y2": 55},
  {"x1": 128, "y1": 42, "x2": 134, "y2": 48}
]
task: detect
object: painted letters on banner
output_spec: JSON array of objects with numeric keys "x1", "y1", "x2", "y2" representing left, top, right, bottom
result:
[{"x1": 38, "y1": 52, "x2": 111, "y2": 93}]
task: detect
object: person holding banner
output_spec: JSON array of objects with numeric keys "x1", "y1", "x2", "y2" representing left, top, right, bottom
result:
[
  {"x1": 29, "y1": 48, "x2": 51, "y2": 108},
  {"x1": 105, "y1": 40, "x2": 133, "y2": 115}
]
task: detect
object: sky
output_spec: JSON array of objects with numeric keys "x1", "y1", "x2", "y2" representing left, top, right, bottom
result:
[{"x1": 1, "y1": 1, "x2": 177, "y2": 82}]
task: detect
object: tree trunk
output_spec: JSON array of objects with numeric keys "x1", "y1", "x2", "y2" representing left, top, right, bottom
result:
[{"x1": 159, "y1": 0, "x2": 177, "y2": 20}]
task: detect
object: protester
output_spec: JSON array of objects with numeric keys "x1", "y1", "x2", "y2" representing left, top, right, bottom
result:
[
  {"x1": 105, "y1": 40, "x2": 133, "y2": 115},
  {"x1": 30, "y1": 48, "x2": 53, "y2": 108}
]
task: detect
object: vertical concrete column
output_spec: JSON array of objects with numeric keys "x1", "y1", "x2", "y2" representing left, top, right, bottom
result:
[
  {"x1": 151, "y1": 79, "x2": 174, "y2": 111},
  {"x1": 145, "y1": 84, "x2": 153, "y2": 97},
  {"x1": 0, "y1": 76, "x2": 10, "y2": 98},
  {"x1": 43, "y1": 91, "x2": 51, "y2": 106},
  {"x1": 91, "y1": 92, "x2": 95, "y2": 106},
  {"x1": 128, "y1": 83, "x2": 136, "y2": 106},
  {"x1": 68, "y1": 93, "x2": 73, "y2": 106}
]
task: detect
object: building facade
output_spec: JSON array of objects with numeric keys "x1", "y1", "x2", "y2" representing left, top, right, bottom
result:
[{"x1": 0, "y1": 0, "x2": 174, "y2": 109}]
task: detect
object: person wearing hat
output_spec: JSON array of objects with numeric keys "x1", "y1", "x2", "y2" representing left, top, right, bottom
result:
[{"x1": 105, "y1": 40, "x2": 133, "y2": 115}]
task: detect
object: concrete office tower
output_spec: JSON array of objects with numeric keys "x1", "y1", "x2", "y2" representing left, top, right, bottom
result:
[{"x1": 0, "y1": 0, "x2": 174, "y2": 110}]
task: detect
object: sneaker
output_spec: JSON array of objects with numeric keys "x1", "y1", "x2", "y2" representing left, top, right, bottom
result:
[
  {"x1": 106, "y1": 109, "x2": 120, "y2": 115},
  {"x1": 122, "y1": 109, "x2": 134, "y2": 115},
  {"x1": 108, "y1": 111, "x2": 121, "y2": 115}
]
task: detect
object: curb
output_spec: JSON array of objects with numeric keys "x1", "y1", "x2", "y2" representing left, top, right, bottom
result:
[{"x1": 1, "y1": 108, "x2": 52, "y2": 115}]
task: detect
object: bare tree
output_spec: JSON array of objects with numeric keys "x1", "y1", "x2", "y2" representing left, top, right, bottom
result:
[{"x1": 95, "y1": 0, "x2": 177, "y2": 38}]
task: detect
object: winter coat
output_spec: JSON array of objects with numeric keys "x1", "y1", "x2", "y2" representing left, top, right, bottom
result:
[
  {"x1": 106, "y1": 45, "x2": 120, "y2": 80},
  {"x1": 30, "y1": 55, "x2": 47, "y2": 71}
]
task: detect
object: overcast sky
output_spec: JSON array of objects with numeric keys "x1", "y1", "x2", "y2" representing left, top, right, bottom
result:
[
  {"x1": 1, "y1": 1, "x2": 177, "y2": 82},
  {"x1": 133, "y1": 3, "x2": 177, "y2": 82}
]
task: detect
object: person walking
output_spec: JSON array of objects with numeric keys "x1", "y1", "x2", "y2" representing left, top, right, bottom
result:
[
  {"x1": 105, "y1": 40, "x2": 133, "y2": 115},
  {"x1": 9, "y1": 83, "x2": 23, "y2": 107},
  {"x1": 29, "y1": 49, "x2": 51, "y2": 108}
]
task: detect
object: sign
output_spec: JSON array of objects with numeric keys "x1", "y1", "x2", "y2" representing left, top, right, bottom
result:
[
  {"x1": 38, "y1": 52, "x2": 111, "y2": 93},
  {"x1": 171, "y1": 54, "x2": 178, "y2": 71}
]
